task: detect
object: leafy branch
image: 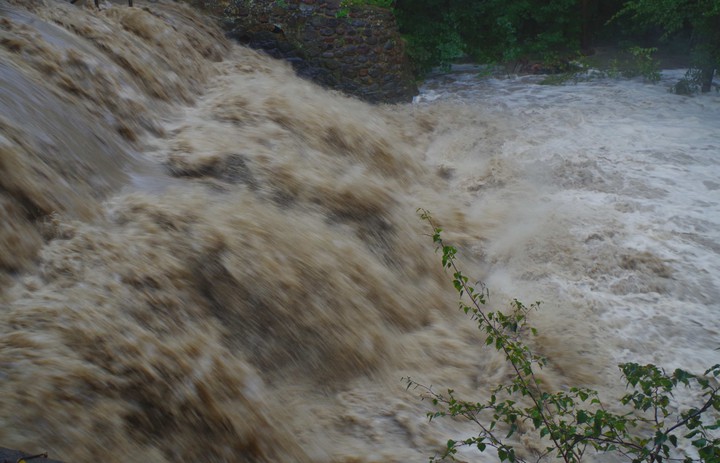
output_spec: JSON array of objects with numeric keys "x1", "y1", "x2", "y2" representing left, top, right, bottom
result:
[{"x1": 406, "y1": 210, "x2": 720, "y2": 463}]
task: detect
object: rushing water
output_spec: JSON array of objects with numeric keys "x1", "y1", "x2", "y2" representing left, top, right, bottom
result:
[
  {"x1": 417, "y1": 68, "x2": 720, "y2": 375},
  {"x1": 1, "y1": 1, "x2": 719, "y2": 462}
]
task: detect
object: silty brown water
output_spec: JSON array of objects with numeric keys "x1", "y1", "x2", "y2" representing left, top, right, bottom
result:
[
  {"x1": 0, "y1": 1, "x2": 485, "y2": 461},
  {"x1": 2, "y1": 1, "x2": 719, "y2": 462}
]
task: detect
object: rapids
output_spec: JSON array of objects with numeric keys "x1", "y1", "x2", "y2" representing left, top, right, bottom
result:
[{"x1": 0, "y1": 1, "x2": 718, "y2": 462}]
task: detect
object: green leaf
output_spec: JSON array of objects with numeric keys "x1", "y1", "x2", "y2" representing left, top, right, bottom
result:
[
  {"x1": 498, "y1": 448, "x2": 508, "y2": 461},
  {"x1": 654, "y1": 431, "x2": 668, "y2": 446},
  {"x1": 692, "y1": 438, "x2": 708, "y2": 448},
  {"x1": 577, "y1": 409, "x2": 589, "y2": 424}
]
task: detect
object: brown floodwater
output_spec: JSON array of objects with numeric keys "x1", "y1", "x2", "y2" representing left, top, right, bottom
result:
[
  {"x1": 0, "y1": 1, "x2": 486, "y2": 461},
  {"x1": 2, "y1": 1, "x2": 718, "y2": 462}
]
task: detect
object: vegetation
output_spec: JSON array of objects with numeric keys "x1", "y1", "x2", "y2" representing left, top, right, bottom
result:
[
  {"x1": 390, "y1": 0, "x2": 718, "y2": 91},
  {"x1": 212, "y1": 0, "x2": 718, "y2": 90},
  {"x1": 394, "y1": 0, "x2": 582, "y2": 73},
  {"x1": 612, "y1": 0, "x2": 719, "y2": 92},
  {"x1": 406, "y1": 210, "x2": 720, "y2": 463}
]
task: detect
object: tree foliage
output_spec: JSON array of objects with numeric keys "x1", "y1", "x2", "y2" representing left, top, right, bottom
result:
[
  {"x1": 613, "y1": 0, "x2": 719, "y2": 91},
  {"x1": 407, "y1": 210, "x2": 720, "y2": 463},
  {"x1": 395, "y1": 0, "x2": 582, "y2": 73},
  {"x1": 393, "y1": 0, "x2": 719, "y2": 86}
]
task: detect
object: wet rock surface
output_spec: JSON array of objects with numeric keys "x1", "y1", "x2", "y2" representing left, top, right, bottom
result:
[{"x1": 219, "y1": 0, "x2": 417, "y2": 103}]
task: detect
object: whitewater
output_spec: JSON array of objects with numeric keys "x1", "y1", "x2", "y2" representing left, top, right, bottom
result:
[{"x1": 1, "y1": 1, "x2": 718, "y2": 462}]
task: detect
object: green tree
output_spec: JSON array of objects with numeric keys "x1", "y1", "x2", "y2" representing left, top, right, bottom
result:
[
  {"x1": 614, "y1": 0, "x2": 720, "y2": 92},
  {"x1": 394, "y1": 0, "x2": 583, "y2": 73}
]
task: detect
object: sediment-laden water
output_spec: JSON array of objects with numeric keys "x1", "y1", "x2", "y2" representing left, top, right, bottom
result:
[{"x1": 1, "y1": 1, "x2": 718, "y2": 462}]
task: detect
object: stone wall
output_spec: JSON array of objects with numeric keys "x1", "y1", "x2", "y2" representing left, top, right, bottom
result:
[{"x1": 221, "y1": 0, "x2": 418, "y2": 103}]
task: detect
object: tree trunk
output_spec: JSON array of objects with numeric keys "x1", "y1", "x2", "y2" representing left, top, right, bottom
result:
[
  {"x1": 579, "y1": 0, "x2": 593, "y2": 52},
  {"x1": 700, "y1": 66, "x2": 715, "y2": 93}
]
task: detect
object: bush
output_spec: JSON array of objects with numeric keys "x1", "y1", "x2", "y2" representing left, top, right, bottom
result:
[{"x1": 406, "y1": 210, "x2": 720, "y2": 463}]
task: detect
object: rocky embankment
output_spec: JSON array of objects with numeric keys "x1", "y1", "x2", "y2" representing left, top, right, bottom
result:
[{"x1": 193, "y1": 0, "x2": 418, "y2": 103}]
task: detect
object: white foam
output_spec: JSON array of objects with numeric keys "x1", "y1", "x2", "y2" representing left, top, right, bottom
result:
[{"x1": 417, "y1": 70, "x2": 720, "y2": 375}]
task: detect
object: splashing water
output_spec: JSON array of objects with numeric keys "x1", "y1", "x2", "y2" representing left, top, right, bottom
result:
[
  {"x1": 1, "y1": 1, "x2": 719, "y2": 462},
  {"x1": 416, "y1": 69, "x2": 720, "y2": 374}
]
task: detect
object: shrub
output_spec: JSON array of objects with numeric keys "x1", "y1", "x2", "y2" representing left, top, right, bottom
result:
[{"x1": 406, "y1": 210, "x2": 720, "y2": 463}]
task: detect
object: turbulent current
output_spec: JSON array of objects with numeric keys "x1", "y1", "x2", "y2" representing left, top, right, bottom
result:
[{"x1": 1, "y1": 1, "x2": 718, "y2": 462}]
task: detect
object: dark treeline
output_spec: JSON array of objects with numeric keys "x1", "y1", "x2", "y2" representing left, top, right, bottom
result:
[{"x1": 392, "y1": 0, "x2": 719, "y2": 91}]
